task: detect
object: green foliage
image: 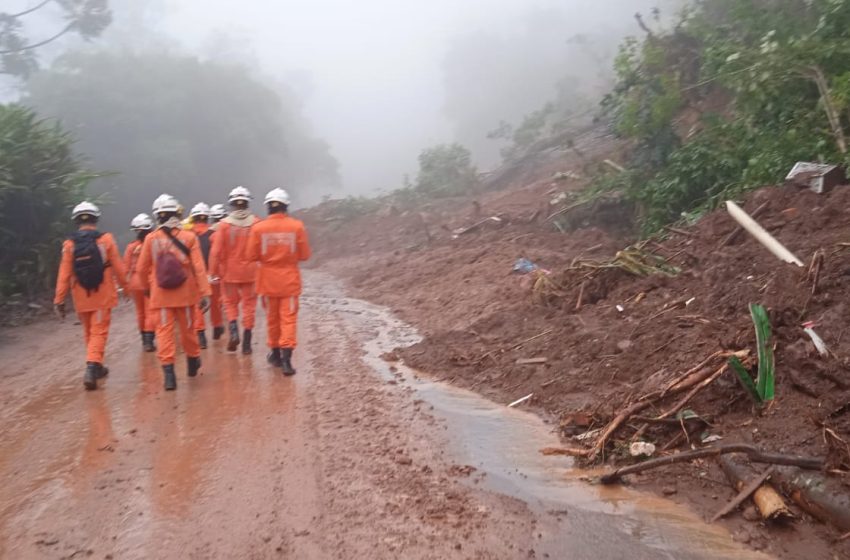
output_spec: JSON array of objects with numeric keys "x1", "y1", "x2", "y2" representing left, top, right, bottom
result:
[
  {"x1": 601, "y1": 0, "x2": 850, "y2": 233},
  {"x1": 0, "y1": 104, "x2": 100, "y2": 298},
  {"x1": 26, "y1": 50, "x2": 340, "y2": 233},
  {"x1": 415, "y1": 143, "x2": 479, "y2": 197},
  {"x1": 728, "y1": 303, "x2": 775, "y2": 405},
  {"x1": 0, "y1": 1, "x2": 112, "y2": 77}
]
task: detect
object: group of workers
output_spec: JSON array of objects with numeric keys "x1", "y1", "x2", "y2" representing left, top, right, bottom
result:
[{"x1": 53, "y1": 186, "x2": 311, "y2": 391}]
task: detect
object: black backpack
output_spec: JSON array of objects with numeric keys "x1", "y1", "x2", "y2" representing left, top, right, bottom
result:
[
  {"x1": 196, "y1": 230, "x2": 213, "y2": 267},
  {"x1": 71, "y1": 230, "x2": 105, "y2": 293}
]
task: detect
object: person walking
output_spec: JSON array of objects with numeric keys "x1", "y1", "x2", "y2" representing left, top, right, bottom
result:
[
  {"x1": 124, "y1": 213, "x2": 157, "y2": 352},
  {"x1": 207, "y1": 203, "x2": 227, "y2": 339},
  {"x1": 245, "y1": 188, "x2": 311, "y2": 375},
  {"x1": 135, "y1": 194, "x2": 211, "y2": 391},
  {"x1": 209, "y1": 186, "x2": 260, "y2": 355},
  {"x1": 188, "y1": 202, "x2": 217, "y2": 349},
  {"x1": 54, "y1": 202, "x2": 128, "y2": 390}
]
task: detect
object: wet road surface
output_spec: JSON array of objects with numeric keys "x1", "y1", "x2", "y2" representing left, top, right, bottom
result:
[{"x1": 0, "y1": 272, "x2": 770, "y2": 559}]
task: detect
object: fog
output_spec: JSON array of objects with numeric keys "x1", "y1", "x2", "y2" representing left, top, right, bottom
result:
[{"x1": 11, "y1": 0, "x2": 684, "y2": 206}]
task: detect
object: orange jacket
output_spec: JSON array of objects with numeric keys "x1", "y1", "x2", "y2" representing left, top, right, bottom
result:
[
  {"x1": 209, "y1": 216, "x2": 260, "y2": 284},
  {"x1": 191, "y1": 222, "x2": 214, "y2": 269},
  {"x1": 123, "y1": 239, "x2": 147, "y2": 292},
  {"x1": 54, "y1": 225, "x2": 127, "y2": 312},
  {"x1": 245, "y1": 213, "x2": 311, "y2": 297},
  {"x1": 135, "y1": 226, "x2": 212, "y2": 309}
]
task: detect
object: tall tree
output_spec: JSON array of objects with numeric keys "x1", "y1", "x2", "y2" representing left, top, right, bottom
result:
[{"x1": 0, "y1": 0, "x2": 111, "y2": 76}]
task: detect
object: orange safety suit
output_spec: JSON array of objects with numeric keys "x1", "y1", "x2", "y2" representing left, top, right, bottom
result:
[
  {"x1": 54, "y1": 225, "x2": 128, "y2": 364},
  {"x1": 209, "y1": 215, "x2": 260, "y2": 329},
  {"x1": 135, "y1": 226, "x2": 212, "y2": 365},
  {"x1": 124, "y1": 239, "x2": 157, "y2": 333},
  {"x1": 190, "y1": 222, "x2": 219, "y2": 332},
  {"x1": 245, "y1": 213, "x2": 311, "y2": 349}
]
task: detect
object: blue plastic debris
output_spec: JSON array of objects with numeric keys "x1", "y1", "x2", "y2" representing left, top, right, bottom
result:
[{"x1": 512, "y1": 258, "x2": 538, "y2": 274}]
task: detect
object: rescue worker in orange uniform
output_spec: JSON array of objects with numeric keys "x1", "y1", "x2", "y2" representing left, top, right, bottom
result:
[
  {"x1": 135, "y1": 194, "x2": 212, "y2": 391},
  {"x1": 209, "y1": 186, "x2": 260, "y2": 355},
  {"x1": 208, "y1": 204, "x2": 227, "y2": 340},
  {"x1": 245, "y1": 188, "x2": 312, "y2": 375},
  {"x1": 54, "y1": 202, "x2": 128, "y2": 390},
  {"x1": 124, "y1": 213, "x2": 157, "y2": 352},
  {"x1": 188, "y1": 202, "x2": 216, "y2": 349}
]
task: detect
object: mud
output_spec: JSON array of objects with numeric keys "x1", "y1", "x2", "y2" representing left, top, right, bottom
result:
[{"x1": 0, "y1": 272, "x2": 770, "y2": 559}]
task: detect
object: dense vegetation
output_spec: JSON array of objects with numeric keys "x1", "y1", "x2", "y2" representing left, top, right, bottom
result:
[
  {"x1": 600, "y1": 0, "x2": 850, "y2": 232},
  {"x1": 0, "y1": 105, "x2": 99, "y2": 297}
]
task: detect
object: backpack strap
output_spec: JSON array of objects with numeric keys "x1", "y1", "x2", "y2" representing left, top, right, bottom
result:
[{"x1": 162, "y1": 227, "x2": 191, "y2": 258}]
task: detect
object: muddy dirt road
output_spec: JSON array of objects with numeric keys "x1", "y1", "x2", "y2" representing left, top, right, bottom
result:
[{"x1": 0, "y1": 273, "x2": 770, "y2": 559}]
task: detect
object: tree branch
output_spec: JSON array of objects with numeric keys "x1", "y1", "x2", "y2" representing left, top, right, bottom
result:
[
  {"x1": 5, "y1": 0, "x2": 54, "y2": 20},
  {"x1": 0, "y1": 21, "x2": 74, "y2": 55}
]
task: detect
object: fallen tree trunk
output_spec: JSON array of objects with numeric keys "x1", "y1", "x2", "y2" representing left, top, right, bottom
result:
[
  {"x1": 600, "y1": 444, "x2": 825, "y2": 484},
  {"x1": 718, "y1": 457, "x2": 791, "y2": 521},
  {"x1": 773, "y1": 467, "x2": 850, "y2": 532}
]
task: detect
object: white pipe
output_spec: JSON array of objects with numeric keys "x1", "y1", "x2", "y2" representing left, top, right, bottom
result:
[{"x1": 725, "y1": 201, "x2": 804, "y2": 267}]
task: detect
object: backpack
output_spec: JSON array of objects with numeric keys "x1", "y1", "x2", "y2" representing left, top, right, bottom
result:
[
  {"x1": 196, "y1": 230, "x2": 212, "y2": 267},
  {"x1": 156, "y1": 229, "x2": 191, "y2": 289},
  {"x1": 71, "y1": 230, "x2": 105, "y2": 293}
]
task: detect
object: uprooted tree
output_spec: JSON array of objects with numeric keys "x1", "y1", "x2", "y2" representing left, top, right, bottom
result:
[{"x1": 0, "y1": 0, "x2": 111, "y2": 76}]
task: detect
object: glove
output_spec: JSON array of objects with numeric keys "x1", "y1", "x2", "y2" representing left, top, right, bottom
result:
[
  {"x1": 200, "y1": 296, "x2": 211, "y2": 313},
  {"x1": 54, "y1": 303, "x2": 66, "y2": 320}
]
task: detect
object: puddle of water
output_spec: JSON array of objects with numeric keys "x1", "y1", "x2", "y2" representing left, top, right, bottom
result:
[{"x1": 304, "y1": 290, "x2": 771, "y2": 560}]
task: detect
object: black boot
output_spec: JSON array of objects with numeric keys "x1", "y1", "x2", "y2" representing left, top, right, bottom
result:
[
  {"x1": 226, "y1": 321, "x2": 240, "y2": 352},
  {"x1": 242, "y1": 329, "x2": 252, "y2": 355},
  {"x1": 281, "y1": 348, "x2": 296, "y2": 376},
  {"x1": 163, "y1": 364, "x2": 177, "y2": 391},
  {"x1": 96, "y1": 364, "x2": 109, "y2": 379},
  {"x1": 213, "y1": 326, "x2": 225, "y2": 340},
  {"x1": 84, "y1": 362, "x2": 99, "y2": 390},
  {"x1": 187, "y1": 356, "x2": 202, "y2": 377},
  {"x1": 142, "y1": 331, "x2": 156, "y2": 352},
  {"x1": 267, "y1": 348, "x2": 282, "y2": 367},
  {"x1": 198, "y1": 330, "x2": 208, "y2": 350}
]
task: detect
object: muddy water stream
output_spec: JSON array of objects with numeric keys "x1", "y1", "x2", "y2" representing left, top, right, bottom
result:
[{"x1": 312, "y1": 284, "x2": 770, "y2": 560}]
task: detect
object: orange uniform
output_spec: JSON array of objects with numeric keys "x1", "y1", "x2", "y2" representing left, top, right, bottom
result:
[
  {"x1": 54, "y1": 225, "x2": 128, "y2": 364},
  {"x1": 190, "y1": 222, "x2": 217, "y2": 332},
  {"x1": 209, "y1": 215, "x2": 260, "y2": 329},
  {"x1": 135, "y1": 226, "x2": 212, "y2": 365},
  {"x1": 245, "y1": 213, "x2": 311, "y2": 349},
  {"x1": 124, "y1": 240, "x2": 157, "y2": 333}
]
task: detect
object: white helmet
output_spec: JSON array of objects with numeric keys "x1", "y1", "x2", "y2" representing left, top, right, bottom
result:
[
  {"x1": 264, "y1": 188, "x2": 291, "y2": 206},
  {"x1": 228, "y1": 186, "x2": 252, "y2": 203},
  {"x1": 152, "y1": 194, "x2": 180, "y2": 215},
  {"x1": 71, "y1": 201, "x2": 101, "y2": 220},
  {"x1": 130, "y1": 213, "x2": 153, "y2": 230},
  {"x1": 190, "y1": 202, "x2": 211, "y2": 218},
  {"x1": 210, "y1": 204, "x2": 227, "y2": 219}
]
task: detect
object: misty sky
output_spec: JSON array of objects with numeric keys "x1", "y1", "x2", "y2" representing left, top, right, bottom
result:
[{"x1": 152, "y1": 0, "x2": 674, "y2": 198}]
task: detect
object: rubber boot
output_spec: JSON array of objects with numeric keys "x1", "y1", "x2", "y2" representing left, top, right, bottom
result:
[
  {"x1": 267, "y1": 348, "x2": 282, "y2": 367},
  {"x1": 281, "y1": 348, "x2": 296, "y2": 376},
  {"x1": 242, "y1": 329, "x2": 253, "y2": 355},
  {"x1": 142, "y1": 331, "x2": 156, "y2": 352},
  {"x1": 198, "y1": 330, "x2": 208, "y2": 350},
  {"x1": 163, "y1": 364, "x2": 177, "y2": 391},
  {"x1": 96, "y1": 364, "x2": 109, "y2": 379},
  {"x1": 226, "y1": 321, "x2": 240, "y2": 352},
  {"x1": 213, "y1": 326, "x2": 225, "y2": 340},
  {"x1": 84, "y1": 362, "x2": 99, "y2": 391},
  {"x1": 187, "y1": 356, "x2": 202, "y2": 377}
]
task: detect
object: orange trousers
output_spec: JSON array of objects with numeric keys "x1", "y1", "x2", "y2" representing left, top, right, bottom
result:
[
  {"x1": 265, "y1": 296, "x2": 299, "y2": 349},
  {"x1": 223, "y1": 282, "x2": 257, "y2": 329},
  {"x1": 79, "y1": 308, "x2": 112, "y2": 364},
  {"x1": 193, "y1": 283, "x2": 225, "y2": 332},
  {"x1": 155, "y1": 306, "x2": 201, "y2": 365},
  {"x1": 131, "y1": 291, "x2": 157, "y2": 332}
]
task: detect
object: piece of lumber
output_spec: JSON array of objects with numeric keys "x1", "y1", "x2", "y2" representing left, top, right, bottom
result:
[
  {"x1": 600, "y1": 444, "x2": 825, "y2": 484},
  {"x1": 720, "y1": 201, "x2": 769, "y2": 248},
  {"x1": 516, "y1": 357, "x2": 547, "y2": 365},
  {"x1": 540, "y1": 447, "x2": 591, "y2": 457},
  {"x1": 711, "y1": 467, "x2": 775, "y2": 522},
  {"x1": 720, "y1": 458, "x2": 792, "y2": 520},
  {"x1": 725, "y1": 201, "x2": 804, "y2": 266}
]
